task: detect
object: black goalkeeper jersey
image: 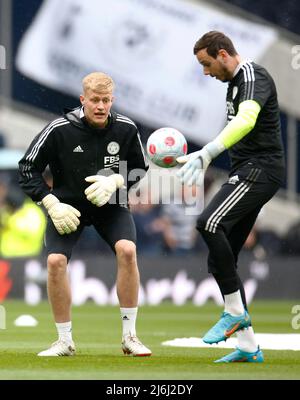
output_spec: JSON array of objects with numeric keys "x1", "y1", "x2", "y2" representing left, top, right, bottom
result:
[{"x1": 226, "y1": 61, "x2": 285, "y2": 184}]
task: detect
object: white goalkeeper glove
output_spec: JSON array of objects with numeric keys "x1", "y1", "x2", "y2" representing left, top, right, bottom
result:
[
  {"x1": 176, "y1": 139, "x2": 225, "y2": 186},
  {"x1": 84, "y1": 174, "x2": 125, "y2": 207},
  {"x1": 42, "y1": 194, "x2": 81, "y2": 235}
]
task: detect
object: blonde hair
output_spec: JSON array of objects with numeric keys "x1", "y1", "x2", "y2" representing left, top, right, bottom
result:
[{"x1": 82, "y1": 72, "x2": 115, "y2": 94}]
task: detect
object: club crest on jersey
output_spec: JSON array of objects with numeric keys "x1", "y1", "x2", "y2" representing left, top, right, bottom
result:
[
  {"x1": 107, "y1": 141, "x2": 120, "y2": 155},
  {"x1": 232, "y1": 86, "x2": 238, "y2": 99}
]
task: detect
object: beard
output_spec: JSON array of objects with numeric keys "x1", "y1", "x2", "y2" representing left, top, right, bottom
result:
[{"x1": 220, "y1": 66, "x2": 232, "y2": 82}]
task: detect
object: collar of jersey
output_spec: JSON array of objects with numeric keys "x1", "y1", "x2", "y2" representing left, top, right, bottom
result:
[
  {"x1": 80, "y1": 107, "x2": 112, "y2": 132},
  {"x1": 233, "y1": 59, "x2": 253, "y2": 78}
]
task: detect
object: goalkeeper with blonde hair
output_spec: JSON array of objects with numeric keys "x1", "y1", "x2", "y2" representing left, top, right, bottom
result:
[{"x1": 19, "y1": 72, "x2": 151, "y2": 357}]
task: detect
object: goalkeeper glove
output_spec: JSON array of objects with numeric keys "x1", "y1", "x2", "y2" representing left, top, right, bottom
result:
[
  {"x1": 42, "y1": 194, "x2": 81, "y2": 235},
  {"x1": 84, "y1": 174, "x2": 125, "y2": 207},
  {"x1": 176, "y1": 139, "x2": 225, "y2": 186}
]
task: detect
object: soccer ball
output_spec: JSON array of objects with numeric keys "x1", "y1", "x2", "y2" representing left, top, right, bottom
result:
[{"x1": 146, "y1": 127, "x2": 188, "y2": 168}]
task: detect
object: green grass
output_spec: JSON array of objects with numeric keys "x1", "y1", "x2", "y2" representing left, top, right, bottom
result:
[{"x1": 0, "y1": 300, "x2": 300, "y2": 380}]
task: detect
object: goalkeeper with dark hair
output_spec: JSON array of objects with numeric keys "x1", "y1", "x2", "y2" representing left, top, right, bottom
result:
[{"x1": 177, "y1": 31, "x2": 285, "y2": 363}]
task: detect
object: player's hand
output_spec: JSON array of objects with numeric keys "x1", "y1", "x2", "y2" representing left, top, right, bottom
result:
[
  {"x1": 84, "y1": 174, "x2": 124, "y2": 207},
  {"x1": 176, "y1": 148, "x2": 212, "y2": 186},
  {"x1": 42, "y1": 194, "x2": 81, "y2": 235}
]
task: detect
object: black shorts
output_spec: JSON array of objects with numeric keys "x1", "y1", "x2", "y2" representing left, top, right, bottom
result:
[
  {"x1": 197, "y1": 164, "x2": 281, "y2": 235},
  {"x1": 44, "y1": 204, "x2": 136, "y2": 261}
]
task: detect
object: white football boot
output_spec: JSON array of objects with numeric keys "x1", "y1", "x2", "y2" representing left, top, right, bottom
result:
[
  {"x1": 122, "y1": 335, "x2": 152, "y2": 357},
  {"x1": 37, "y1": 339, "x2": 76, "y2": 356}
]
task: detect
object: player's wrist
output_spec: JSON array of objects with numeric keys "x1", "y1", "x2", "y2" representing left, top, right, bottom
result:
[
  {"x1": 204, "y1": 138, "x2": 226, "y2": 160},
  {"x1": 42, "y1": 194, "x2": 60, "y2": 210}
]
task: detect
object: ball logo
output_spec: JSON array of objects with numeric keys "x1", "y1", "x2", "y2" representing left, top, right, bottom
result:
[
  {"x1": 107, "y1": 142, "x2": 120, "y2": 155},
  {"x1": 163, "y1": 156, "x2": 174, "y2": 165},
  {"x1": 148, "y1": 144, "x2": 156, "y2": 155},
  {"x1": 165, "y1": 137, "x2": 175, "y2": 146}
]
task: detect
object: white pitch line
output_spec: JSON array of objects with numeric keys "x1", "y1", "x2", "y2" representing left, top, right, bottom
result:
[{"x1": 162, "y1": 333, "x2": 300, "y2": 351}]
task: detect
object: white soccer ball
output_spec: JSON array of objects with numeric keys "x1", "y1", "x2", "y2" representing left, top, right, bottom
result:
[{"x1": 146, "y1": 127, "x2": 188, "y2": 168}]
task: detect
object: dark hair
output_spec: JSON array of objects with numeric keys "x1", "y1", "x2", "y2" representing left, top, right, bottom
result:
[{"x1": 193, "y1": 31, "x2": 238, "y2": 58}]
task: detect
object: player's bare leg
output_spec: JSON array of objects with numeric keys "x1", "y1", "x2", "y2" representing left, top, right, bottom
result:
[
  {"x1": 38, "y1": 253, "x2": 75, "y2": 356},
  {"x1": 115, "y1": 240, "x2": 139, "y2": 307},
  {"x1": 115, "y1": 240, "x2": 151, "y2": 356}
]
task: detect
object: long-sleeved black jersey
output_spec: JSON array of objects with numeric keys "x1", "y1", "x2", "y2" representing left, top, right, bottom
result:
[
  {"x1": 19, "y1": 107, "x2": 148, "y2": 206},
  {"x1": 227, "y1": 61, "x2": 285, "y2": 184}
]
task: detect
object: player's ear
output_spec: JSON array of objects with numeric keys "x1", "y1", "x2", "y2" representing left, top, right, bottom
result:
[
  {"x1": 79, "y1": 94, "x2": 85, "y2": 105},
  {"x1": 218, "y1": 49, "x2": 229, "y2": 62}
]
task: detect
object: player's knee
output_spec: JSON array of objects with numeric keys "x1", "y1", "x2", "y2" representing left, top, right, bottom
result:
[
  {"x1": 47, "y1": 254, "x2": 68, "y2": 275},
  {"x1": 115, "y1": 240, "x2": 136, "y2": 263}
]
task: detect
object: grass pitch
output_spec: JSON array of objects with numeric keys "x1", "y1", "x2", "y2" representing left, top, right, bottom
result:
[{"x1": 0, "y1": 300, "x2": 299, "y2": 380}]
